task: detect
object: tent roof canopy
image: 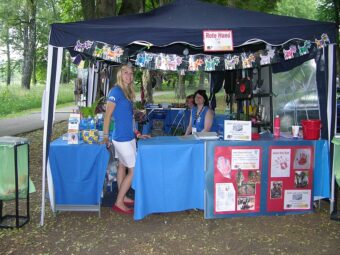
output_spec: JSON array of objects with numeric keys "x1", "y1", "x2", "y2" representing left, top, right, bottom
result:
[{"x1": 50, "y1": 0, "x2": 336, "y2": 53}]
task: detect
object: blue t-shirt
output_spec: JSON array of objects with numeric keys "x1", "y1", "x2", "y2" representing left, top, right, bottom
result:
[
  {"x1": 107, "y1": 86, "x2": 134, "y2": 142},
  {"x1": 191, "y1": 106, "x2": 209, "y2": 132}
]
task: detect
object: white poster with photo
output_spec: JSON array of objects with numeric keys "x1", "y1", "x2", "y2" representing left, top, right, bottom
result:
[
  {"x1": 270, "y1": 148, "x2": 291, "y2": 177},
  {"x1": 231, "y1": 149, "x2": 260, "y2": 170},
  {"x1": 284, "y1": 190, "x2": 311, "y2": 210},
  {"x1": 215, "y1": 183, "x2": 235, "y2": 212}
]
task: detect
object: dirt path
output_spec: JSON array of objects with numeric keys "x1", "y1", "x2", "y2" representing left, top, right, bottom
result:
[{"x1": 1, "y1": 122, "x2": 340, "y2": 255}]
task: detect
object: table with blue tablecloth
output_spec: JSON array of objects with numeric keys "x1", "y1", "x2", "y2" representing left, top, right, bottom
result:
[
  {"x1": 133, "y1": 136, "x2": 205, "y2": 220},
  {"x1": 48, "y1": 137, "x2": 109, "y2": 212},
  {"x1": 133, "y1": 136, "x2": 330, "y2": 220}
]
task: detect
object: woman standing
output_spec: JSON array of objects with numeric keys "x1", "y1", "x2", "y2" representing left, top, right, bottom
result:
[
  {"x1": 185, "y1": 90, "x2": 214, "y2": 135},
  {"x1": 103, "y1": 64, "x2": 148, "y2": 215}
]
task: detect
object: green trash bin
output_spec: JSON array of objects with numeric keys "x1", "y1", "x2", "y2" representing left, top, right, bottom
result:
[
  {"x1": 331, "y1": 137, "x2": 340, "y2": 187},
  {"x1": 0, "y1": 136, "x2": 35, "y2": 228}
]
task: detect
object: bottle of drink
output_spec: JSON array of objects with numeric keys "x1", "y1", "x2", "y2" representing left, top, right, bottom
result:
[{"x1": 274, "y1": 115, "x2": 280, "y2": 138}]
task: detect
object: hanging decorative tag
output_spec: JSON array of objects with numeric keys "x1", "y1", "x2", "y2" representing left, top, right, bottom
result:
[
  {"x1": 260, "y1": 49, "x2": 275, "y2": 65},
  {"x1": 224, "y1": 54, "x2": 240, "y2": 70},
  {"x1": 283, "y1": 45, "x2": 297, "y2": 60},
  {"x1": 298, "y1": 40, "x2": 311, "y2": 56},
  {"x1": 188, "y1": 56, "x2": 205, "y2": 71},
  {"x1": 204, "y1": 56, "x2": 221, "y2": 71},
  {"x1": 241, "y1": 53, "x2": 255, "y2": 69}
]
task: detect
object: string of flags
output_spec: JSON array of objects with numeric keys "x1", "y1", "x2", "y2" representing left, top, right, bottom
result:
[{"x1": 73, "y1": 34, "x2": 331, "y2": 72}]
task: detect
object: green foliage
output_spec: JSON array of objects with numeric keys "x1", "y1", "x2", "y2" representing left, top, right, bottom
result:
[
  {"x1": 79, "y1": 97, "x2": 105, "y2": 118},
  {"x1": 273, "y1": 0, "x2": 317, "y2": 20},
  {"x1": 0, "y1": 83, "x2": 74, "y2": 118},
  {"x1": 316, "y1": 0, "x2": 338, "y2": 22},
  {"x1": 202, "y1": 0, "x2": 278, "y2": 13}
]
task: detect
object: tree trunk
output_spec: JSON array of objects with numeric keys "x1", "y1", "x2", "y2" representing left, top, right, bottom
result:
[
  {"x1": 187, "y1": 74, "x2": 195, "y2": 89},
  {"x1": 32, "y1": 54, "x2": 37, "y2": 85},
  {"x1": 21, "y1": 0, "x2": 37, "y2": 90},
  {"x1": 5, "y1": 26, "x2": 11, "y2": 86},
  {"x1": 178, "y1": 73, "x2": 185, "y2": 99},
  {"x1": 153, "y1": 71, "x2": 163, "y2": 91},
  {"x1": 199, "y1": 72, "x2": 205, "y2": 89},
  {"x1": 96, "y1": 0, "x2": 116, "y2": 17},
  {"x1": 80, "y1": 0, "x2": 96, "y2": 19},
  {"x1": 119, "y1": 0, "x2": 144, "y2": 15},
  {"x1": 142, "y1": 70, "x2": 153, "y2": 103}
]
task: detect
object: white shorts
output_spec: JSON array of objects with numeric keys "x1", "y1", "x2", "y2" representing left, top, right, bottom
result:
[{"x1": 112, "y1": 139, "x2": 136, "y2": 168}]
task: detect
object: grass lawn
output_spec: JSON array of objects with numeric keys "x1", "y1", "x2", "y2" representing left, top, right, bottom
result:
[{"x1": 0, "y1": 84, "x2": 228, "y2": 120}]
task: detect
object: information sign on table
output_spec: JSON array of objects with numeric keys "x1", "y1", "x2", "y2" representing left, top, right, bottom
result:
[{"x1": 224, "y1": 120, "x2": 252, "y2": 141}]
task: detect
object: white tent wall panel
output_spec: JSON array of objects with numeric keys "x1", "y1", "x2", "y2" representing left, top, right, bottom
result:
[{"x1": 41, "y1": 45, "x2": 63, "y2": 226}]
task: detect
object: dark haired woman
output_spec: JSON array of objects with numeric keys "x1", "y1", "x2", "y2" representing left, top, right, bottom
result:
[{"x1": 184, "y1": 90, "x2": 214, "y2": 135}]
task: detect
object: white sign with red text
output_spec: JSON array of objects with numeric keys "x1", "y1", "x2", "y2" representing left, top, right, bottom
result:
[{"x1": 203, "y1": 30, "x2": 234, "y2": 52}]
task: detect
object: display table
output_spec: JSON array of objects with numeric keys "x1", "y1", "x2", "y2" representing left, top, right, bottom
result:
[
  {"x1": 133, "y1": 136, "x2": 205, "y2": 220},
  {"x1": 133, "y1": 137, "x2": 330, "y2": 220},
  {"x1": 48, "y1": 138, "x2": 109, "y2": 213}
]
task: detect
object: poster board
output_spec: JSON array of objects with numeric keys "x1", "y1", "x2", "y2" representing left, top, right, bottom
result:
[
  {"x1": 214, "y1": 146, "x2": 262, "y2": 214},
  {"x1": 267, "y1": 146, "x2": 314, "y2": 212},
  {"x1": 204, "y1": 139, "x2": 320, "y2": 219}
]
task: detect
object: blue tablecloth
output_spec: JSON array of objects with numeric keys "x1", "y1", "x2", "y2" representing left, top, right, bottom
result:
[
  {"x1": 133, "y1": 136, "x2": 205, "y2": 220},
  {"x1": 49, "y1": 138, "x2": 109, "y2": 207}
]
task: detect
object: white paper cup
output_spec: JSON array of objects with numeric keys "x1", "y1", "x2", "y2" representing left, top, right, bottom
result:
[{"x1": 291, "y1": 125, "x2": 300, "y2": 138}]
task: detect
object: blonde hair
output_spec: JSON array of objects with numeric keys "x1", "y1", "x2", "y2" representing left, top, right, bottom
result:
[{"x1": 116, "y1": 64, "x2": 135, "y2": 101}]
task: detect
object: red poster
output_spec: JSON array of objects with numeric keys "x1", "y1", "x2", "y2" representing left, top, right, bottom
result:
[
  {"x1": 267, "y1": 146, "x2": 314, "y2": 212},
  {"x1": 214, "y1": 146, "x2": 262, "y2": 214}
]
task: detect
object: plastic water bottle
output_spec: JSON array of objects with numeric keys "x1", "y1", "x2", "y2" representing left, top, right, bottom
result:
[
  {"x1": 274, "y1": 115, "x2": 280, "y2": 138},
  {"x1": 89, "y1": 117, "x2": 95, "y2": 130}
]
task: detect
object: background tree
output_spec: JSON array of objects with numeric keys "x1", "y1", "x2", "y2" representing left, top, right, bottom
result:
[
  {"x1": 273, "y1": 0, "x2": 317, "y2": 19},
  {"x1": 0, "y1": 0, "x2": 21, "y2": 86},
  {"x1": 21, "y1": 0, "x2": 37, "y2": 89}
]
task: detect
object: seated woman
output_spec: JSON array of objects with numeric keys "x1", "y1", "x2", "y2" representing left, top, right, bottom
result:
[{"x1": 185, "y1": 89, "x2": 214, "y2": 135}]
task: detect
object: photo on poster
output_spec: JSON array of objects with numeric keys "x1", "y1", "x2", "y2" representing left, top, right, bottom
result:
[
  {"x1": 284, "y1": 190, "x2": 311, "y2": 210},
  {"x1": 293, "y1": 148, "x2": 311, "y2": 169},
  {"x1": 237, "y1": 196, "x2": 255, "y2": 211},
  {"x1": 238, "y1": 183, "x2": 256, "y2": 195},
  {"x1": 270, "y1": 148, "x2": 291, "y2": 177},
  {"x1": 216, "y1": 156, "x2": 232, "y2": 179},
  {"x1": 294, "y1": 171, "x2": 309, "y2": 188},
  {"x1": 270, "y1": 181, "x2": 283, "y2": 199},
  {"x1": 248, "y1": 170, "x2": 261, "y2": 183},
  {"x1": 236, "y1": 168, "x2": 245, "y2": 186}
]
